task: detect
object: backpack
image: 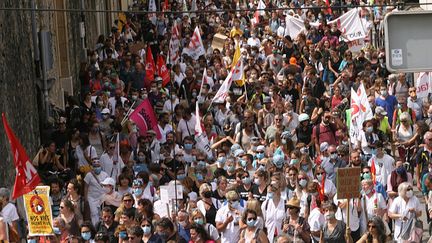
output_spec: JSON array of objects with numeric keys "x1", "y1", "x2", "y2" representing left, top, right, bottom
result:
[{"x1": 315, "y1": 123, "x2": 336, "y2": 145}]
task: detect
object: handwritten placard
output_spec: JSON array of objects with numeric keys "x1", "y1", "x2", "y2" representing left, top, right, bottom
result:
[{"x1": 337, "y1": 167, "x2": 361, "y2": 199}]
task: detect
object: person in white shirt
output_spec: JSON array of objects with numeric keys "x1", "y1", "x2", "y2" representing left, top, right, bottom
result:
[
  {"x1": 131, "y1": 174, "x2": 155, "y2": 204},
  {"x1": 100, "y1": 141, "x2": 125, "y2": 181},
  {"x1": 367, "y1": 141, "x2": 395, "y2": 188},
  {"x1": 308, "y1": 196, "x2": 325, "y2": 243},
  {"x1": 359, "y1": 179, "x2": 387, "y2": 234},
  {"x1": 388, "y1": 182, "x2": 422, "y2": 242},
  {"x1": 108, "y1": 89, "x2": 128, "y2": 116},
  {"x1": 334, "y1": 195, "x2": 362, "y2": 242},
  {"x1": 100, "y1": 177, "x2": 122, "y2": 209},
  {"x1": 157, "y1": 112, "x2": 173, "y2": 144},
  {"x1": 84, "y1": 160, "x2": 109, "y2": 226},
  {"x1": 0, "y1": 188, "x2": 18, "y2": 241},
  {"x1": 215, "y1": 190, "x2": 244, "y2": 243},
  {"x1": 247, "y1": 31, "x2": 261, "y2": 48},
  {"x1": 261, "y1": 182, "x2": 286, "y2": 243},
  {"x1": 176, "y1": 108, "x2": 196, "y2": 142}
]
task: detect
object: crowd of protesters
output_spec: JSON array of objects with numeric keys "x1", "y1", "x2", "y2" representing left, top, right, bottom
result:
[{"x1": 1, "y1": 0, "x2": 432, "y2": 242}]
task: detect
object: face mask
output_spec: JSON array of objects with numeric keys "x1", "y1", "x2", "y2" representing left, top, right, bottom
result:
[
  {"x1": 158, "y1": 232, "x2": 168, "y2": 240},
  {"x1": 198, "y1": 161, "x2": 207, "y2": 168},
  {"x1": 53, "y1": 227, "x2": 61, "y2": 235},
  {"x1": 301, "y1": 164, "x2": 309, "y2": 172},
  {"x1": 240, "y1": 159, "x2": 247, "y2": 167},
  {"x1": 429, "y1": 167, "x2": 432, "y2": 173},
  {"x1": 28, "y1": 240, "x2": 37, "y2": 243},
  {"x1": 267, "y1": 192, "x2": 274, "y2": 199},
  {"x1": 330, "y1": 154, "x2": 337, "y2": 160},
  {"x1": 179, "y1": 221, "x2": 188, "y2": 228},
  {"x1": 192, "y1": 92, "x2": 197, "y2": 98},
  {"x1": 406, "y1": 190, "x2": 414, "y2": 198},
  {"x1": 142, "y1": 226, "x2": 151, "y2": 235},
  {"x1": 299, "y1": 179, "x2": 308, "y2": 188},
  {"x1": 94, "y1": 167, "x2": 102, "y2": 175},
  {"x1": 131, "y1": 95, "x2": 138, "y2": 100},
  {"x1": 247, "y1": 219, "x2": 257, "y2": 227},
  {"x1": 134, "y1": 188, "x2": 143, "y2": 195},
  {"x1": 371, "y1": 149, "x2": 377, "y2": 156},
  {"x1": 191, "y1": 155, "x2": 196, "y2": 162},
  {"x1": 366, "y1": 127, "x2": 373, "y2": 133},
  {"x1": 184, "y1": 143, "x2": 193, "y2": 150},
  {"x1": 81, "y1": 232, "x2": 91, "y2": 241},
  {"x1": 300, "y1": 147, "x2": 309, "y2": 154},
  {"x1": 177, "y1": 174, "x2": 186, "y2": 180},
  {"x1": 290, "y1": 159, "x2": 299, "y2": 166},
  {"x1": 242, "y1": 177, "x2": 251, "y2": 185},
  {"x1": 281, "y1": 139, "x2": 287, "y2": 145},
  {"x1": 254, "y1": 178, "x2": 261, "y2": 185},
  {"x1": 363, "y1": 189, "x2": 371, "y2": 195},
  {"x1": 217, "y1": 156, "x2": 227, "y2": 164},
  {"x1": 316, "y1": 174, "x2": 323, "y2": 181},
  {"x1": 228, "y1": 165, "x2": 236, "y2": 172},
  {"x1": 196, "y1": 173, "x2": 204, "y2": 181},
  {"x1": 138, "y1": 156, "x2": 145, "y2": 162},
  {"x1": 194, "y1": 218, "x2": 204, "y2": 225},
  {"x1": 396, "y1": 167, "x2": 406, "y2": 174},
  {"x1": 256, "y1": 153, "x2": 265, "y2": 160},
  {"x1": 171, "y1": 94, "x2": 177, "y2": 100},
  {"x1": 258, "y1": 164, "x2": 266, "y2": 171},
  {"x1": 203, "y1": 190, "x2": 212, "y2": 198},
  {"x1": 230, "y1": 201, "x2": 239, "y2": 208},
  {"x1": 325, "y1": 212, "x2": 335, "y2": 220},
  {"x1": 381, "y1": 90, "x2": 387, "y2": 96}
]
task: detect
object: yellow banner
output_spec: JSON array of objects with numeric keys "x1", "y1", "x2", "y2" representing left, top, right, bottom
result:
[{"x1": 24, "y1": 186, "x2": 54, "y2": 236}]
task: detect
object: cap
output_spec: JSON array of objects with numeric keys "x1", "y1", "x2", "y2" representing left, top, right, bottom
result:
[
  {"x1": 289, "y1": 57, "x2": 297, "y2": 65},
  {"x1": 101, "y1": 177, "x2": 116, "y2": 187},
  {"x1": 320, "y1": 142, "x2": 329, "y2": 152},
  {"x1": 132, "y1": 178, "x2": 144, "y2": 187},
  {"x1": 0, "y1": 188, "x2": 10, "y2": 198},
  {"x1": 234, "y1": 149, "x2": 245, "y2": 157},
  {"x1": 286, "y1": 197, "x2": 301, "y2": 208},
  {"x1": 257, "y1": 145, "x2": 266, "y2": 152},
  {"x1": 375, "y1": 106, "x2": 387, "y2": 116},
  {"x1": 101, "y1": 108, "x2": 110, "y2": 114}
]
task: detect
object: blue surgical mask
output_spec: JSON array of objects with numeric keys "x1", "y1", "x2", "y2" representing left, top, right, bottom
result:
[
  {"x1": 194, "y1": 218, "x2": 204, "y2": 225},
  {"x1": 119, "y1": 231, "x2": 128, "y2": 239},
  {"x1": 301, "y1": 164, "x2": 309, "y2": 171},
  {"x1": 142, "y1": 226, "x2": 151, "y2": 235},
  {"x1": 247, "y1": 219, "x2": 257, "y2": 227},
  {"x1": 198, "y1": 161, "x2": 207, "y2": 168},
  {"x1": 366, "y1": 127, "x2": 373, "y2": 133},
  {"x1": 133, "y1": 188, "x2": 143, "y2": 195},
  {"x1": 217, "y1": 156, "x2": 227, "y2": 164},
  {"x1": 256, "y1": 153, "x2": 264, "y2": 160},
  {"x1": 228, "y1": 165, "x2": 236, "y2": 172},
  {"x1": 53, "y1": 227, "x2": 61, "y2": 235},
  {"x1": 371, "y1": 148, "x2": 377, "y2": 155},
  {"x1": 290, "y1": 159, "x2": 299, "y2": 165},
  {"x1": 184, "y1": 143, "x2": 193, "y2": 150},
  {"x1": 94, "y1": 167, "x2": 102, "y2": 175},
  {"x1": 177, "y1": 174, "x2": 186, "y2": 180},
  {"x1": 240, "y1": 159, "x2": 247, "y2": 167},
  {"x1": 28, "y1": 239, "x2": 37, "y2": 243},
  {"x1": 81, "y1": 232, "x2": 91, "y2": 241},
  {"x1": 196, "y1": 173, "x2": 204, "y2": 181},
  {"x1": 242, "y1": 177, "x2": 251, "y2": 185}
]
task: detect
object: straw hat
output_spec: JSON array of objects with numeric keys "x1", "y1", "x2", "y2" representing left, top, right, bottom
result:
[{"x1": 286, "y1": 197, "x2": 301, "y2": 208}]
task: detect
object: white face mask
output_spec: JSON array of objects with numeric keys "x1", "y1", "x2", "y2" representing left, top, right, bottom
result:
[{"x1": 406, "y1": 190, "x2": 413, "y2": 198}]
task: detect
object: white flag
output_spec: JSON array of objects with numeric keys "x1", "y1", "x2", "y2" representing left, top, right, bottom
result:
[
  {"x1": 169, "y1": 23, "x2": 180, "y2": 64},
  {"x1": 212, "y1": 69, "x2": 234, "y2": 104},
  {"x1": 182, "y1": 27, "x2": 205, "y2": 60},
  {"x1": 148, "y1": 0, "x2": 157, "y2": 25},
  {"x1": 195, "y1": 103, "x2": 212, "y2": 158},
  {"x1": 416, "y1": 72, "x2": 432, "y2": 99},
  {"x1": 285, "y1": 15, "x2": 306, "y2": 39},
  {"x1": 328, "y1": 8, "x2": 366, "y2": 42},
  {"x1": 349, "y1": 83, "x2": 373, "y2": 143},
  {"x1": 111, "y1": 133, "x2": 125, "y2": 180},
  {"x1": 257, "y1": 0, "x2": 266, "y2": 16},
  {"x1": 231, "y1": 58, "x2": 244, "y2": 82}
]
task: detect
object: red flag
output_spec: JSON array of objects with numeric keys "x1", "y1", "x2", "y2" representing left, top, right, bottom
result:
[
  {"x1": 157, "y1": 55, "x2": 171, "y2": 87},
  {"x1": 163, "y1": 0, "x2": 169, "y2": 11},
  {"x1": 2, "y1": 113, "x2": 40, "y2": 199},
  {"x1": 129, "y1": 99, "x2": 162, "y2": 140},
  {"x1": 319, "y1": 173, "x2": 326, "y2": 201},
  {"x1": 371, "y1": 158, "x2": 376, "y2": 185},
  {"x1": 145, "y1": 46, "x2": 156, "y2": 88},
  {"x1": 325, "y1": 0, "x2": 332, "y2": 15}
]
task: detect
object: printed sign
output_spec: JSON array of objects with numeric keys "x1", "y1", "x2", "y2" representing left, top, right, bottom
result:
[
  {"x1": 337, "y1": 167, "x2": 361, "y2": 199},
  {"x1": 24, "y1": 186, "x2": 54, "y2": 236},
  {"x1": 391, "y1": 49, "x2": 403, "y2": 66}
]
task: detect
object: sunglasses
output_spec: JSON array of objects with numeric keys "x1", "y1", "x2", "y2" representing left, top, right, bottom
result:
[
  {"x1": 128, "y1": 236, "x2": 136, "y2": 240},
  {"x1": 330, "y1": 152, "x2": 337, "y2": 155},
  {"x1": 316, "y1": 172, "x2": 324, "y2": 176},
  {"x1": 141, "y1": 224, "x2": 151, "y2": 227},
  {"x1": 123, "y1": 199, "x2": 133, "y2": 202},
  {"x1": 247, "y1": 217, "x2": 257, "y2": 221}
]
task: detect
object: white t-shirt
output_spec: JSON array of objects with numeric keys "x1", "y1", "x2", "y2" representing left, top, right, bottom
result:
[
  {"x1": 360, "y1": 192, "x2": 387, "y2": 233},
  {"x1": 389, "y1": 195, "x2": 421, "y2": 241},
  {"x1": 368, "y1": 154, "x2": 395, "y2": 187},
  {"x1": 177, "y1": 115, "x2": 197, "y2": 140},
  {"x1": 215, "y1": 204, "x2": 244, "y2": 243},
  {"x1": 334, "y1": 197, "x2": 360, "y2": 232},
  {"x1": 163, "y1": 99, "x2": 179, "y2": 115},
  {"x1": 261, "y1": 198, "x2": 286, "y2": 243},
  {"x1": 1, "y1": 203, "x2": 19, "y2": 224},
  {"x1": 308, "y1": 207, "x2": 324, "y2": 242},
  {"x1": 84, "y1": 171, "x2": 108, "y2": 201}
]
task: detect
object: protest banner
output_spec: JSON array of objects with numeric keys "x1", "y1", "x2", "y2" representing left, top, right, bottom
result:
[
  {"x1": 337, "y1": 167, "x2": 361, "y2": 199},
  {"x1": 24, "y1": 186, "x2": 54, "y2": 236}
]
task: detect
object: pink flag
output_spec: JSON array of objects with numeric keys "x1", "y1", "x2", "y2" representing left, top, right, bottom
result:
[{"x1": 129, "y1": 99, "x2": 162, "y2": 139}]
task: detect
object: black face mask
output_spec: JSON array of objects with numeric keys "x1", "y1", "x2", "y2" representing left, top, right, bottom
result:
[{"x1": 203, "y1": 191, "x2": 212, "y2": 198}]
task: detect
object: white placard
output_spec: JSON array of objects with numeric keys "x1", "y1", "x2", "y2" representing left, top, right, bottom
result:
[{"x1": 391, "y1": 49, "x2": 403, "y2": 66}]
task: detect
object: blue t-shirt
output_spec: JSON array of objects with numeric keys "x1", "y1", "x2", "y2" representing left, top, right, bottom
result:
[{"x1": 375, "y1": 95, "x2": 398, "y2": 123}]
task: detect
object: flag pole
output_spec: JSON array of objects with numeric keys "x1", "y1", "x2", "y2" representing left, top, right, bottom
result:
[{"x1": 121, "y1": 100, "x2": 137, "y2": 126}]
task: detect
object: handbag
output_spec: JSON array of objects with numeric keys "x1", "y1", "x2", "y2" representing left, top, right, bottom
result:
[{"x1": 408, "y1": 217, "x2": 423, "y2": 243}]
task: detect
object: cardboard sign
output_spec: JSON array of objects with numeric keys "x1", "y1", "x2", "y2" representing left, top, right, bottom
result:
[
  {"x1": 211, "y1": 33, "x2": 227, "y2": 52},
  {"x1": 24, "y1": 186, "x2": 54, "y2": 236},
  {"x1": 129, "y1": 42, "x2": 146, "y2": 55},
  {"x1": 337, "y1": 167, "x2": 361, "y2": 199}
]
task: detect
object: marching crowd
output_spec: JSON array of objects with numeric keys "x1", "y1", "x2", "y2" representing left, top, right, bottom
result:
[{"x1": 1, "y1": 0, "x2": 432, "y2": 242}]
